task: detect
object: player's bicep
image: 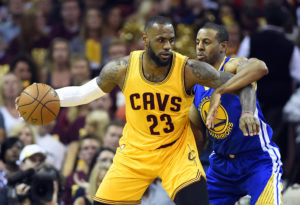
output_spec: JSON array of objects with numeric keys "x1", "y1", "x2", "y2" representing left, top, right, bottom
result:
[
  {"x1": 97, "y1": 57, "x2": 128, "y2": 92},
  {"x1": 185, "y1": 59, "x2": 234, "y2": 89}
]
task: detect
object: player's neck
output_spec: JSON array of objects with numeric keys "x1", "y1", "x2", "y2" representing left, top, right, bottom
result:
[
  {"x1": 142, "y1": 53, "x2": 170, "y2": 81},
  {"x1": 213, "y1": 55, "x2": 226, "y2": 70}
]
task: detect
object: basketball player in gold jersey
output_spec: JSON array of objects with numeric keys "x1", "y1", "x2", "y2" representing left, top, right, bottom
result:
[{"x1": 16, "y1": 16, "x2": 266, "y2": 205}]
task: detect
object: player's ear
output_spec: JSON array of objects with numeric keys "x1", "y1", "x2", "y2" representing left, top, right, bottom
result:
[
  {"x1": 142, "y1": 33, "x2": 148, "y2": 45},
  {"x1": 220, "y1": 41, "x2": 228, "y2": 53}
]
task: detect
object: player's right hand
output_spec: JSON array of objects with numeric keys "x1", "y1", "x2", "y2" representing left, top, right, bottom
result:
[{"x1": 239, "y1": 111, "x2": 260, "y2": 136}]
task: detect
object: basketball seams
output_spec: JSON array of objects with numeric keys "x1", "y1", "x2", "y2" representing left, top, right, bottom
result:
[
  {"x1": 19, "y1": 83, "x2": 60, "y2": 125},
  {"x1": 26, "y1": 87, "x2": 52, "y2": 123},
  {"x1": 40, "y1": 100, "x2": 60, "y2": 124},
  {"x1": 18, "y1": 91, "x2": 37, "y2": 107}
]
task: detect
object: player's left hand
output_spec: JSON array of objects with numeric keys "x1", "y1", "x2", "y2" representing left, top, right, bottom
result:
[
  {"x1": 239, "y1": 111, "x2": 260, "y2": 136},
  {"x1": 206, "y1": 91, "x2": 221, "y2": 129}
]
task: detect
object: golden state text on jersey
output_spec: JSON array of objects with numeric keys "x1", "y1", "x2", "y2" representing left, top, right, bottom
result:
[
  {"x1": 199, "y1": 96, "x2": 233, "y2": 140},
  {"x1": 121, "y1": 51, "x2": 194, "y2": 151}
]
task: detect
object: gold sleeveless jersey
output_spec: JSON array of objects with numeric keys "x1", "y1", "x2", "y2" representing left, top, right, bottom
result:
[{"x1": 120, "y1": 50, "x2": 193, "y2": 150}]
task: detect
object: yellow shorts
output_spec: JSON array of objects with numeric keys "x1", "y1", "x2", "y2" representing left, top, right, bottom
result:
[{"x1": 93, "y1": 128, "x2": 206, "y2": 205}]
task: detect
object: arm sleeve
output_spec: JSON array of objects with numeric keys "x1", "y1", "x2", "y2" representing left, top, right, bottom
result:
[{"x1": 55, "y1": 78, "x2": 106, "y2": 107}]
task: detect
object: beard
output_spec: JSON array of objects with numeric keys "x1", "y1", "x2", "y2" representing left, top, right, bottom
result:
[{"x1": 147, "y1": 45, "x2": 172, "y2": 67}]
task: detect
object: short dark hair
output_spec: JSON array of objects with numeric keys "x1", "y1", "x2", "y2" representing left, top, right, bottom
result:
[
  {"x1": 144, "y1": 16, "x2": 172, "y2": 33},
  {"x1": 202, "y1": 23, "x2": 229, "y2": 42},
  {"x1": 104, "y1": 120, "x2": 124, "y2": 134},
  {"x1": 79, "y1": 134, "x2": 100, "y2": 150}
]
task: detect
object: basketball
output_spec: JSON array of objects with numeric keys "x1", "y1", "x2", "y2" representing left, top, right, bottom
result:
[{"x1": 17, "y1": 83, "x2": 60, "y2": 125}]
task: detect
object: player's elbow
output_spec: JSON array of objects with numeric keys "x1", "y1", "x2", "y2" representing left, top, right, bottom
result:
[
  {"x1": 258, "y1": 60, "x2": 269, "y2": 75},
  {"x1": 250, "y1": 58, "x2": 269, "y2": 76}
]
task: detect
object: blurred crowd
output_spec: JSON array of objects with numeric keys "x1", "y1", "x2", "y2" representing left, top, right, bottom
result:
[{"x1": 0, "y1": 0, "x2": 299, "y2": 204}]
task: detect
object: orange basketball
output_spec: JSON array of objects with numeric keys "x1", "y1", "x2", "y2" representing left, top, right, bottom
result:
[{"x1": 18, "y1": 83, "x2": 60, "y2": 125}]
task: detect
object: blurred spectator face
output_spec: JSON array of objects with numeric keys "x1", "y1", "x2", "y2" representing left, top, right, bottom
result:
[
  {"x1": 18, "y1": 126, "x2": 34, "y2": 146},
  {"x1": 8, "y1": 0, "x2": 24, "y2": 16},
  {"x1": 5, "y1": 140, "x2": 23, "y2": 164},
  {"x1": 97, "y1": 150, "x2": 114, "y2": 164},
  {"x1": 2, "y1": 73, "x2": 21, "y2": 100},
  {"x1": 227, "y1": 24, "x2": 240, "y2": 45},
  {"x1": 13, "y1": 61, "x2": 32, "y2": 82},
  {"x1": 36, "y1": 11, "x2": 47, "y2": 32},
  {"x1": 52, "y1": 41, "x2": 69, "y2": 65},
  {"x1": 219, "y1": 4, "x2": 235, "y2": 23},
  {"x1": 89, "y1": 94, "x2": 112, "y2": 111},
  {"x1": 109, "y1": 44, "x2": 127, "y2": 60},
  {"x1": 86, "y1": 9, "x2": 102, "y2": 30},
  {"x1": 108, "y1": 7, "x2": 122, "y2": 30},
  {"x1": 21, "y1": 153, "x2": 45, "y2": 170},
  {"x1": 61, "y1": 0, "x2": 81, "y2": 24},
  {"x1": 38, "y1": 0, "x2": 53, "y2": 15},
  {"x1": 71, "y1": 59, "x2": 90, "y2": 84},
  {"x1": 79, "y1": 139, "x2": 100, "y2": 165},
  {"x1": 103, "y1": 125, "x2": 123, "y2": 151}
]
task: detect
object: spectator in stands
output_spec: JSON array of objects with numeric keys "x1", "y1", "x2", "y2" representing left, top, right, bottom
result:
[
  {"x1": 88, "y1": 94, "x2": 114, "y2": 119},
  {"x1": 102, "y1": 120, "x2": 124, "y2": 151},
  {"x1": 9, "y1": 55, "x2": 39, "y2": 88},
  {"x1": 49, "y1": 0, "x2": 81, "y2": 41},
  {"x1": 62, "y1": 135, "x2": 100, "y2": 205},
  {"x1": 36, "y1": 120, "x2": 66, "y2": 170},
  {"x1": 18, "y1": 144, "x2": 46, "y2": 170},
  {"x1": 0, "y1": 137, "x2": 23, "y2": 187},
  {"x1": 74, "y1": 161, "x2": 111, "y2": 205},
  {"x1": 5, "y1": 11, "x2": 50, "y2": 65},
  {"x1": 0, "y1": 72, "x2": 23, "y2": 134},
  {"x1": 9, "y1": 122, "x2": 36, "y2": 146},
  {"x1": 101, "y1": 6, "x2": 124, "y2": 64},
  {"x1": 71, "y1": 8, "x2": 104, "y2": 70},
  {"x1": 41, "y1": 38, "x2": 72, "y2": 89},
  {"x1": 237, "y1": 3, "x2": 300, "y2": 172},
  {"x1": 73, "y1": 147, "x2": 115, "y2": 203},
  {"x1": 0, "y1": 0, "x2": 24, "y2": 46},
  {"x1": 84, "y1": 110, "x2": 110, "y2": 141},
  {"x1": 70, "y1": 53, "x2": 91, "y2": 86}
]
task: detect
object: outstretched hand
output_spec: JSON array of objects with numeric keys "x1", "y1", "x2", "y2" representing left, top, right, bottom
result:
[
  {"x1": 206, "y1": 91, "x2": 221, "y2": 129},
  {"x1": 239, "y1": 112, "x2": 260, "y2": 136}
]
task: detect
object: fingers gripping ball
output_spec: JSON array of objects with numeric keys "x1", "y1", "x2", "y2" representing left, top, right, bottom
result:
[{"x1": 18, "y1": 83, "x2": 60, "y2": 125}]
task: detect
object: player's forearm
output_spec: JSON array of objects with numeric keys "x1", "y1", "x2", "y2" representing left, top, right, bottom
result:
[
  {"x1": 239, "y1": 84, "x2": 256, "y2": 113},
  {"x1": 214, "y1": 60, "x2": 267, "y2": 95},
  {"x1": 236, "y1": 58, "x2": 268, "y2": 83},
  {"x1": 55, "y1": 78, "x2": 106, "y2": 107}
]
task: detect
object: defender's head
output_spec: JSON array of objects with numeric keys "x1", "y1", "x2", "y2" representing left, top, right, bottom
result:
[
  {"x1": 143, "y1": 16, "x2": 174, "y2": 67},
  {"x1": 196, "y1": 23, "x2": 228, "y2": 65}
]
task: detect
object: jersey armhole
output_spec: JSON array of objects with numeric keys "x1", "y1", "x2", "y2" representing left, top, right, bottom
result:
[{"x1": 121, "y1": 52, "x2": 134, "y2": 93}]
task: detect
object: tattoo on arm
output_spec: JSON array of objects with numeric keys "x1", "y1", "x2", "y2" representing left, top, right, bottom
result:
[
  {"x1": 188, "y1": 59, "x2": 218, "y2": 81},
  {"x1": 97, "y1": 57, "x2": 129, "y2": 92},
  {"x1": 187, "y1": 59, "x2": 234, "y2": 89}
]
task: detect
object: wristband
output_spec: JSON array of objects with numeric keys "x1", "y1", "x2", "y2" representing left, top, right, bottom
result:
[{"x1": 241, "y1": 111, "x2": 253, "y2": 115}]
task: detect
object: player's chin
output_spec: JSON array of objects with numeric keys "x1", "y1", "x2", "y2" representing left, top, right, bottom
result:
[{"x1": 197, "y1": 55, "x2": 206, "y2": 61}]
